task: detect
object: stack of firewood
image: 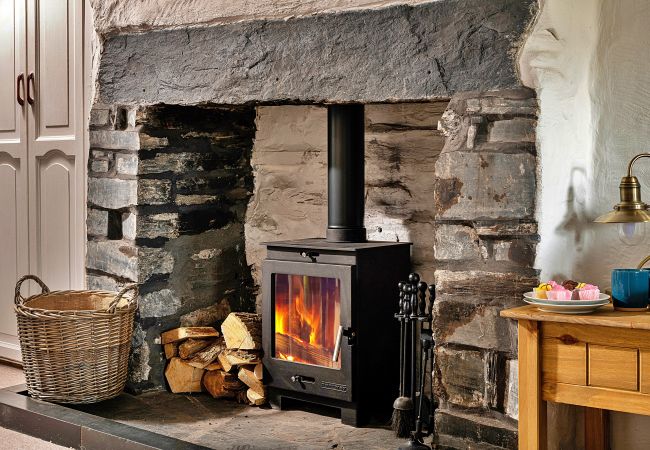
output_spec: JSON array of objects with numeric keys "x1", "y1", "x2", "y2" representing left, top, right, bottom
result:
[{"x1": 161, "y1": 312, "x2": 266, "y2": 406}]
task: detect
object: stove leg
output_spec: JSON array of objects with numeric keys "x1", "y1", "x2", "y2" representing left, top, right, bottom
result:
[
  {"x1": 268, "y1": 390, "x2": 283, "y2": 410},
  {"x1": 341, "y1": 406, "x2": 359, "y2": 427}
]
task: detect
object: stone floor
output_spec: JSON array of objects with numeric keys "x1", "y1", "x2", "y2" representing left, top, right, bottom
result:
[
  {"x1": 0, "y1": 362, "x2": 427, "y2": 449},
  {"x1": 0, "y1": 363, "x2": 69, "y2": 449},
  {"x1": 73, "y1": 390, "x2": 413, "y2": 450}
]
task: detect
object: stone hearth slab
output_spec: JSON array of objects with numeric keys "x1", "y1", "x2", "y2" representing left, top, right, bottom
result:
[{"x1": 0, "y1": 385, "x2": 412, "y2": 449}]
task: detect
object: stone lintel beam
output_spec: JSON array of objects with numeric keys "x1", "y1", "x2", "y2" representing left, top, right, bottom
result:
[{"x1": 99, "y1": 0, "x2": 535, "y2": 105}]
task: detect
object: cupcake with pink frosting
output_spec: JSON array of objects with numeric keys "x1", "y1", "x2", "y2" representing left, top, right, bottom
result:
[
  {"x1": 546, "y1": 284, "x2": 572, "y2": 300},
  {"x1": 576, "y1": 284, "x2": 600, "y2": 300},
  {"x1": 534, "y1": 281, "x2": 558, "y2": 299}
]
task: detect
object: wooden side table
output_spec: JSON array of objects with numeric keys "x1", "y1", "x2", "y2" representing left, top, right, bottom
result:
[{"x1": 502, "y1": 305, "x2": 650, "y2": 450}]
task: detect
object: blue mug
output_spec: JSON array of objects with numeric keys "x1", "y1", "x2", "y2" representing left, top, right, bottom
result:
[{"x1": 612, "y1": 269, "x2": 650, "y2": 311}]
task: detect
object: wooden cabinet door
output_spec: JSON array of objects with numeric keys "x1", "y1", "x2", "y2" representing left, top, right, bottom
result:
[
  {"x1": 0, "y1": 0, "x2": 29, "y2": 360},
  {"x1": 26, "y1": 0, "x2": 85, "y2": 290}
]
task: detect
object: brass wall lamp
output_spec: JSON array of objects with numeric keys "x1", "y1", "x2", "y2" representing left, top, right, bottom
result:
[{"x1": 595, "y1": 153, "x2": 650, "y2": 258}]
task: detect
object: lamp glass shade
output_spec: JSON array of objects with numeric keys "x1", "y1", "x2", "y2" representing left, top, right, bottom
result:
[{"x1": 594, "y1": 208, "x2": 650, "y2": 223}]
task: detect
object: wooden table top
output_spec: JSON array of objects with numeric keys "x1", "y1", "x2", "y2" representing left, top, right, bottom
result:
[{"x1": 501, "y1": 304, "x2": 650, "y2": 330}]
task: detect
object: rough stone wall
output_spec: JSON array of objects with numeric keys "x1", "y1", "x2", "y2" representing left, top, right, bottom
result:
[
  {"x1": 432, "y1": 89, "x2": 539, "y2": 449},
  {"x1": 86, "y1": 104, "x2": 256, "y2": 391},
  {"x1": 87, "y1": 0, "x2": 540, "y2": 445},
  {"x1": 246, "y1": 103, "x2": 446, "y2": 309},
  {"x1": 97, "y1": 0, "x2": 536, "y2": 106}
]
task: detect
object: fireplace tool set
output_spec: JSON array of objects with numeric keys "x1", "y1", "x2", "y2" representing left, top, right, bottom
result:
[{"x1": 391, "y1": 273, "x2": 436, "y2": 449}]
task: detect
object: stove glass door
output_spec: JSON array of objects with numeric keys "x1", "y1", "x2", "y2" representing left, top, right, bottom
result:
[{"x1": 274, "y1": 274, "x2": 341, "y2": 369}]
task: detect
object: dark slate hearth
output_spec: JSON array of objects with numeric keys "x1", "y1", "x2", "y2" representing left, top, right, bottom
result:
[
  {"x1": 0, "y1": 386, "x2": 208, "y2": 450},
  {"x1": 0, "y1": 384, "x2": 408, "y2": 449},
  {"x1": 98, "y1": 0, "x2": 536, "y2": 105}
]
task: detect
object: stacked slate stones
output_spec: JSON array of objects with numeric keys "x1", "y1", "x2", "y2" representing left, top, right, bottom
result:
[{"x1": 86, "y1": 104, "x2": 257, "y2": 392}]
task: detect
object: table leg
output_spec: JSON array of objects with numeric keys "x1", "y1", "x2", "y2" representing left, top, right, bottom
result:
[
  {"x1": 518, "y1": 319, "x2": 547, "y2": 450},
  {"x1": 585, "y1": 407, "x2": 609, "y2": 450}
]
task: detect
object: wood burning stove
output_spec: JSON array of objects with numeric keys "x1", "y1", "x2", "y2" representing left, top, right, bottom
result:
[{"x1": 262, "y1": 105, "x2": 411, "y2": 426}]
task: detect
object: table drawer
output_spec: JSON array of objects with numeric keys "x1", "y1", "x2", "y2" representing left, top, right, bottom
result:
[
  {"x1": 542, "y1": 322, "x2": 650, "y2": 392},
  {"x1": 588, "y1": 345, "x2": 638, "y2": 391},
  {"x1": 542, "y1": 336, "x2": 586, "y2": 385}
]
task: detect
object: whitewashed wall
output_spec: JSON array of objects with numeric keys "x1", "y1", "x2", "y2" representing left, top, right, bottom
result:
[
  {"x1": 521, "y1": 0, "x2": 650, "y2": 448},
  {"x1": 90, "y1": 0, "x2": 431, "y2": 34}
]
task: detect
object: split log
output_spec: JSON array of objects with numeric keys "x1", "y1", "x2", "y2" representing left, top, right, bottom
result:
[
  {"x1": 165, "y1": 357, "x2": 204, "y2": 393},
  {"x1": 203, "y1": 370, "x2": 245, "y2": 398},
  {"x1": 253, "y1": 362, "x2": 263, "y2": 381},
  {"x1": 161, "y1": 327, "x2": 219, "y2": 344},
  {"x1": 186, "y1": 338, "x2": 226, "y2": 369},
  {"x1": 221, "y1": 313, "x2": 262, "y2": 350},
  {"x1": 178, "y1": 338, "x2": 213, "y2": 359},
  {"x1": 275, "y1": 333, "x2": 332, "y2": 367},
  {"x1": 218, "y1": 349, "x2": 262, "y2": 373},
  {"x1": 238, "y1": 366, "x2": 265, "y2": 397},
  {"x1": 164, "y1": 342, "x2": 178, "y2": 359},
  {"x1": 217, "y1": 352, "x2": 233, "y2": 372},
  {"x1": 246, "y1": 388, "x2": 266, "y2": 406},
  {"x1": 204, "y1": 362, "x2": 222, "y2": 371}
]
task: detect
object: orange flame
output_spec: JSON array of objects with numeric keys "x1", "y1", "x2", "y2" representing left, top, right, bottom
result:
[{"x1": 274, "y1": 275, "x2": 340, "y2": 368}]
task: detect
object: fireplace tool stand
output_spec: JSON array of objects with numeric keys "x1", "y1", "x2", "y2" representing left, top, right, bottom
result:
[{"x1": 392, "y1": 273, "x2": 436, "y2": 449}]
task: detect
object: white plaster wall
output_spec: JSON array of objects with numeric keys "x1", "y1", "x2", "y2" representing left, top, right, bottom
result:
[
  {"x1": 522, "y1": 0, "x2": 650, "y2": 448},
  {"x1": 91, "y1": 0, "x2": 432, "y2": 34}
]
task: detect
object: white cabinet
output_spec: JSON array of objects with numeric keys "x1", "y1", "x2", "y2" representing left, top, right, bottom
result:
[{"x1": 0, "y1": 0, "x2": 85, "y2": 360}]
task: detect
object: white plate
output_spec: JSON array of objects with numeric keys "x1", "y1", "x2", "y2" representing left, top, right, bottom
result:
[
  {"x1": 523, "y1": 292, "x2": 610, "y2": 305},
  {"x1": 523, "y1": 298, "x2": 610, "y2": 314}
]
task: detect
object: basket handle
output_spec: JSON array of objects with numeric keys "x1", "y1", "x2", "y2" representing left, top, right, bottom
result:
[
  {"x1": 15, "y1": 275, "x2": 50, "y2": 306},
  {"x1": 108, "y1": 284, "x2": 138, "y2": 312}
]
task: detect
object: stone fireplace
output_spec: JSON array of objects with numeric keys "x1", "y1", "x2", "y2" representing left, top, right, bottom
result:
[{"x1": 86, "y1": 0, "x2": 538, "y2": 447}]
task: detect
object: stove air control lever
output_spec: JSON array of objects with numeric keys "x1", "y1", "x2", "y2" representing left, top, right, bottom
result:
[
  {"x1": 290, "y1": 375, "x2": 315, "y2": 384},
  {"x1": 332, "y1": 326, "x2": 355, "y2": 362}
]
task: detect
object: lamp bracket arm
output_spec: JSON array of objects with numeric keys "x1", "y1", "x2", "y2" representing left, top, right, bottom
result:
[
  {"x1": 627, "y1": 153, "x2": 650, "y2": 177},
  {"x1": 638, "y1": 254, "x2": 650, "y2": 270}
]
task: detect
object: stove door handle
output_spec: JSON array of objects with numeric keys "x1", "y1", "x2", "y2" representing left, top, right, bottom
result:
[{"x1": 332, "y1": 326, "x2": 344, "y2": 362}]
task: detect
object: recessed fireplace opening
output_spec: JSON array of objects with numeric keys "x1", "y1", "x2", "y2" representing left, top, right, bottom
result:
[{"x1": 88, "y1": 89, "x2": 537, "y2": 446}]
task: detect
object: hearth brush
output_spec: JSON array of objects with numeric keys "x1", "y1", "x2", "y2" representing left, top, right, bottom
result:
[
  {"x1": 391, "y1": 282, "x2": 414, "y2": 437},
  {"x1": 397, "y1": 333, "x2": 433, "y2": 450}
]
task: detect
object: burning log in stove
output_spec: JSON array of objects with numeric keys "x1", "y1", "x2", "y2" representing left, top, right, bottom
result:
[
  {"x1": 161, "y1": 313, "x2": 267, "y2": 405},
  {"x1": 274, "y1": 333, "x2": 332, "y2": 367}
]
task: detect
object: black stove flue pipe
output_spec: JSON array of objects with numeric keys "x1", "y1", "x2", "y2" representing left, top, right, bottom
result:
[{"x1": 326, "y1": 104, "x2": 367, "y2": 243}]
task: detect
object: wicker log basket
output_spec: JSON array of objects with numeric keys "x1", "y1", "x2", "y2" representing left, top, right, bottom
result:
[{"x1": 14, "y1": 275, "x2": 138, "y2": 404}]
